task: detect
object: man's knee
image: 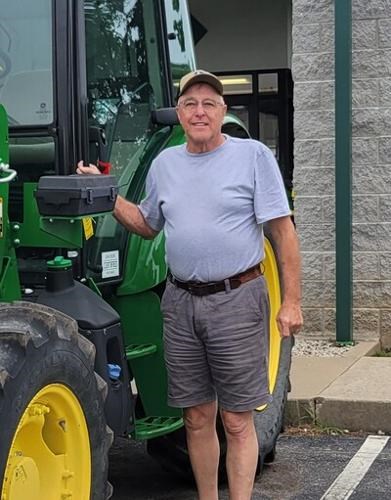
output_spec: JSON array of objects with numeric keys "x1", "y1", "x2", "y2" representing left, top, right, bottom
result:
[
  {"x1": 220, "y1": 410, "x2": 254, "y2": 440},
  {"x1": 184, "y1": 401, "x2": 217, "y2": 433}
]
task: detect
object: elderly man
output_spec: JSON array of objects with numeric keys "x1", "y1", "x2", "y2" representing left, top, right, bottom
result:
[{"x1": 77, "y1": 69, "x2": 302, "y2": 500}]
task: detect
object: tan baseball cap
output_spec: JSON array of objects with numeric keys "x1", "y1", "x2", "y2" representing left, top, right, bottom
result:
[{"x1": 177, "y1": 70, "x2": 224, "y2": 98}]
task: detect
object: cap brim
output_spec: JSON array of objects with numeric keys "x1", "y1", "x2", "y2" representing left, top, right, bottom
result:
[{"x1": 178, "y1": 74, "x2": 223, "y2": 97}]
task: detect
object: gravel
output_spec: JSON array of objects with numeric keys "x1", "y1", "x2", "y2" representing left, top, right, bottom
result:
[{"x1": 292, "y1": 337, "x2": 354, "y2": 357}]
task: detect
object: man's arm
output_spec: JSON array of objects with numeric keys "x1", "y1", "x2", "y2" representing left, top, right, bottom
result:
[
  {"x1": 113, "y1": 195, "x2": 158, "y2": 239},
  {"x1": 266, "y1": 215, "x2": 303, "y2": 337},
  {"x1": 76, "y1": 162, "x2": 158, "y2": 240}
]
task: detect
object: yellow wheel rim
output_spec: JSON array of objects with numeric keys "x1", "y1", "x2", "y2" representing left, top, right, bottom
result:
[
  {"x1": 257, "y1": 237, "x2": 282, "y2": 411},
  {"x1": 2, "y1": 383, "x2": 91, "y2": 500}
]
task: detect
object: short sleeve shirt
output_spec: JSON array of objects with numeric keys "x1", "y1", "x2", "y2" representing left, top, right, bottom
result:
[{"x1": 139, "y1": 135, "x2": 291, "y2": 282}]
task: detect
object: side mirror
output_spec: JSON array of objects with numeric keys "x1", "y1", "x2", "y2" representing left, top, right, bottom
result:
[{"x1": 151, "y1": 107, "x2": 179, "y2": 126}]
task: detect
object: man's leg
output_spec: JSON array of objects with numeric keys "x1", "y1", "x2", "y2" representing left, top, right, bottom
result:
[
  {"x1": 184, "y1": 401, "x2": 220, "y2": 500},
  {"x1": 220, "y1": 409, "x2": 258, "y2": 500}
]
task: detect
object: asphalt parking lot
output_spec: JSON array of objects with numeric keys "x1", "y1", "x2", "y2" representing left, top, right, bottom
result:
[{"x1": 109, "y1": 433, "x2": 391, "y2": 499}]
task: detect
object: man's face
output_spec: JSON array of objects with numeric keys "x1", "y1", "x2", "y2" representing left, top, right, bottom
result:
[{"x1": 176, "y1": 83, "x2": 227, "y2": 153}]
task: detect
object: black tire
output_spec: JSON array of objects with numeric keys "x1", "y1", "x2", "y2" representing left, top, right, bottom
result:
[
  {"x1": 0, "y1": 302, "x2": 113, "y2": 500},
  {"x1": 147, "y1": 427, "x2": 193, "y2": 481},
  {"x1": 257, "y1": 225, "x2": 294, "y2": 467},
  {"x1": 255, "y1": 335, "x2": 293, "y2": 467}
]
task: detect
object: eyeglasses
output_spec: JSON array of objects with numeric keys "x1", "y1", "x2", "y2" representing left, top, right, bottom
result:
[{"x1": 177, "y1": 99, "x2": 225, "y2": 113}]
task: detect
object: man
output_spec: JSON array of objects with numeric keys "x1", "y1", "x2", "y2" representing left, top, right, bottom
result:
[{"x1": 77, "y1": 69, "x2": 303, "y2": 500}]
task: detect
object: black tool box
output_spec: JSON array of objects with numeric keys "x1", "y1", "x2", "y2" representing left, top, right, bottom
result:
[{"x1": 35, "y1": 175, "x2": 118, "y2": 216}]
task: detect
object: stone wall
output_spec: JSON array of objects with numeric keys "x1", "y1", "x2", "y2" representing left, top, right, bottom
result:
[{"x1": 292, "y1": 0, "x2": 391, "y2": 344}]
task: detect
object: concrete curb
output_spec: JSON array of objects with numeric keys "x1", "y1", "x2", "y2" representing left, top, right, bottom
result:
[{"x1": 284, "y1": 341, "x2": 391, "y2": 433}]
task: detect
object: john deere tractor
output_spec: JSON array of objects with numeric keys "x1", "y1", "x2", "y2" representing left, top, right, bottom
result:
[{"x1": 0, "y1": 1, "x2": 293, "y2": 498}]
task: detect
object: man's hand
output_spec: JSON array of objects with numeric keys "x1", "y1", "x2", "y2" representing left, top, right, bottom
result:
[
  {"x1": 75, "y1": 160, "x2": 158, "y2": 239},
  {"x1": 276, "y1": 301, "x2": 303, "y2": 337},
  {"x1": 76, "y1": 161, "x2": 101, "y2": 175}
]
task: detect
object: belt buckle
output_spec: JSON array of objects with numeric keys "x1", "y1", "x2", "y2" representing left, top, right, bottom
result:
[{"x1": 188, "y1": 284, "x2": 205, "y2": 296}]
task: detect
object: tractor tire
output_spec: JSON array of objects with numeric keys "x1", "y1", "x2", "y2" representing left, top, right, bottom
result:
[
  {"x1": 148, "y1": 230, "x2": 293, "y2": 479},
  {"x1": 256, "y1": 225, "x2": 294, "y2": 467},
  {"x1": 0, "y1": 302, "x2": 113, "y2": 500},
  {"x1": 255, "y1": 335, "x2": 293, "y2": 467}
]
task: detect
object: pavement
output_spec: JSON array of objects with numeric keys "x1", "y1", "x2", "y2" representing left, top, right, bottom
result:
[{"x1": 284, "y1": 340, "x2": 391, "y2": 433}]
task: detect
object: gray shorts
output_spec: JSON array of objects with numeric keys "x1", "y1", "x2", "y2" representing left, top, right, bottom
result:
[{"x1": 161, "y1": 275, "x2": 272, "y2": 412}]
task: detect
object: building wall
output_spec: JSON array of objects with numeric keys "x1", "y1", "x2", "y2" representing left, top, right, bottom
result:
[
  {"x1": 188, "y1": 0, "x2": 291, "y2": 71},
  {"x1": 292, "y1": 0, "x2": 391, "y2": 343}
]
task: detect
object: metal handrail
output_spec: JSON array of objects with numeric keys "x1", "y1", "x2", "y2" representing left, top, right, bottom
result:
[{"x1": 0, "y1": 162, "x2": 17, "y2": 183}]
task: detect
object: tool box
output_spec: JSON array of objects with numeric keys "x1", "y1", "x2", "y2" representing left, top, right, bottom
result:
[{"x1": 35, "y1": 175, "x2": 118, "y2": 216}]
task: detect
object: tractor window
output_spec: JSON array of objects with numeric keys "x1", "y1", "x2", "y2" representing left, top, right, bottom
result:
[
  {"x1": 0, "y1": 0, "x2": 53, "y2": 126},
  {"x1": 84, "y1": 0, "x2": 169, "y2": 283},
  {"x1": 163, "y1": 0, "x2": 197, "y2": 100},
  {"x1": 85, "y1": 0, "x2": 165, "y2": 181}
]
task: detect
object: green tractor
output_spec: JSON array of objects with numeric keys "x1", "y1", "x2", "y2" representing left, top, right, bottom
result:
[{"x1": 0, "y1": 1, "x2": 293, "y2": 498}]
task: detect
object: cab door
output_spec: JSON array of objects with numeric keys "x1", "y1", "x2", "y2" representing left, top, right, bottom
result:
[{"x1": 82, "y1": 0, "x2": 171, "y2": 285}]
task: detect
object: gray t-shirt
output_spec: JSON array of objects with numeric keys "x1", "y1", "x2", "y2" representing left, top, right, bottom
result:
[{"x1": 138, "y1": 135, "x2": 290, "y2": 282}]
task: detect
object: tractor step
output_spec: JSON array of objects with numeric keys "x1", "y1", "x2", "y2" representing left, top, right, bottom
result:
[
  {"x1": 125, "y1": 343, "x2": 157, "y2": 360},
  {"x1": 133, "y1": 415, "x2": 183, "y2": 440}
]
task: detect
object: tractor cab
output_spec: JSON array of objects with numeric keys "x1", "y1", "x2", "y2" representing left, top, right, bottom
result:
[{"x1": 1, "y1": 0, "x2": 196, "y2": 289}]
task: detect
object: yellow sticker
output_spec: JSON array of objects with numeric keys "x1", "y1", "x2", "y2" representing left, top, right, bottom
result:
[{"x1": 82, "y1": 217, "x2": 94, "y2": 240}]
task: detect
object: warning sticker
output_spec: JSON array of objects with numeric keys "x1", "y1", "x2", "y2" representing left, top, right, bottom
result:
[
  {"x1": 82, "y1": 217, "x2": 94, "y2": 240},
  {"x1": 101, "y1": 250, "x2": 119, "y2": 279}
]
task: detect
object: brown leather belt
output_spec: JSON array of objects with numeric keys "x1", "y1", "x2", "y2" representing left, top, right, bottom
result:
[{"x1": 168, "y1": 264, "x2": 263, "y2": 297}]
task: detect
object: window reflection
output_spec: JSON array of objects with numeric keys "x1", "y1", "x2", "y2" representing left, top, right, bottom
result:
[
  {"x1": 85, "y1": 0, "x2": 164, "y2": 178},
  {"x1": 258, "y1": 73, "x2": 278, "y2": 94},
  {"x1": 0, "y1": 0, "x2": 53, "y2": 125},
  {"x1": 164, "y1": 0, "x2": 196, "y2": 99},
  {"x1": 259, "y1": 112, "x2": 279, "y2": 160},
  {"x1": 228, "y1": 105, "x2": 249, "y2": 132}
]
